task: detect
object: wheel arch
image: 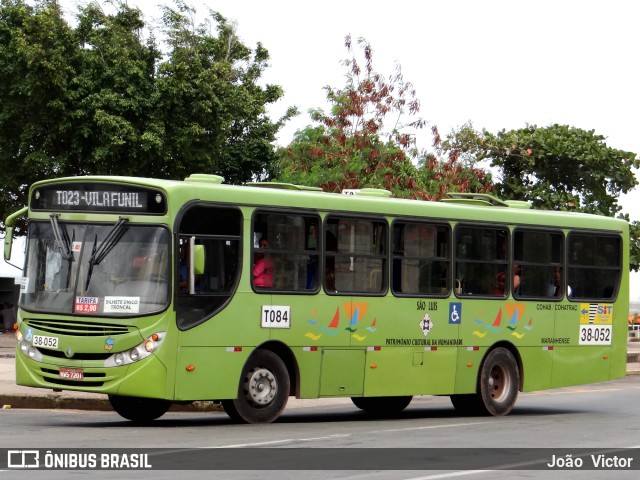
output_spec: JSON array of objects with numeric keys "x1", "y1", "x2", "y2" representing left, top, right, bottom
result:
[
  {"x1": 482, "y1": 341, "x2": 524, "y2": 392},
  {"x1": 253, "y1": 341, "x2": 299, "y2": 397}
]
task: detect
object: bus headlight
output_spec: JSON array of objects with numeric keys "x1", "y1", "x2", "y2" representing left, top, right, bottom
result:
[
  {"x1": 104, "y1": 332, "x2": 165, "y2": 368},
  {"x1": 19, "y1": 339, "x2": 43, "y2": 362},
  {"x1": 129, "y1": 347, "x2": 140, "y2": 362},
  {"x1": 114, "y1": 353, "x2": 125, "y2": 366}
]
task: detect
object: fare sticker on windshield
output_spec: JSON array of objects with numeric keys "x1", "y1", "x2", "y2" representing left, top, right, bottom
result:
[
  {"x1": 104, "y1": 296, "x2": 140, "y2": 313},
  {"x1": 75, "y1": 296, "x2": 98, "y2": 314}
]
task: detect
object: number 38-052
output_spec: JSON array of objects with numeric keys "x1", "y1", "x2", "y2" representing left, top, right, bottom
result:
[
  {"x1": 579, "y1": 325, "x2": 612, "y2": 345},
  {"x1": 261, "y1": 305, "x2": 291, "y2": 329}
]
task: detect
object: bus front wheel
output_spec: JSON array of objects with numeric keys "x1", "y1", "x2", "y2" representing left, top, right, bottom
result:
[
  {"x1": 351, "y1": 396, "x2": 412, "y2": 414},
  {"x1": 222, "y1": 350, "x2": 290, "y2": 424},
  {"x1": 108, "y1": 395, "x2": 171, "y2": 423},
  {"x1": 450, "y1": 347, "x2": 519, "y2": 416}
]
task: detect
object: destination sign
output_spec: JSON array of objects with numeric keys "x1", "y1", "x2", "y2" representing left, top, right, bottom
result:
[{"x1": 31, "y1": 183, "x2": 166, "y2": 214}]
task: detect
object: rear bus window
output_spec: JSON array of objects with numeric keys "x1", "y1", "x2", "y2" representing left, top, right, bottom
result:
[{"x1": 567, "y1": 232, "x2": 621, "y2": 300}]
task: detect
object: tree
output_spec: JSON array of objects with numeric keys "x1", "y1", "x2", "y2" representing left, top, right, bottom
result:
[
  {"x1": 629, "y1": 220, "x2": 640, "y2": 272},
  {"x1": 0, "y1": 0, "x2": 294, "y2": 232},
  {"x1": 444, "y1": 123, "x2": 639, "y2": 216},
  {"x1": 275, "y1": 35, "x2": 492, "y2": 198},
  {"x1": 0, "y1": 0, "x2": 77, "y2": 232},
  {"x1": 154, "y1": 1, "x2": 296, "y2": 183},
  {"x1": 70, "y1": 1, "x2": 161, "y2": 176}
]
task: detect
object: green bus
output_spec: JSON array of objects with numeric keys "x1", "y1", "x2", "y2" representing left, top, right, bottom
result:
[{"x1": 3, "y1": 174, "x2": 629, "y2": 423}]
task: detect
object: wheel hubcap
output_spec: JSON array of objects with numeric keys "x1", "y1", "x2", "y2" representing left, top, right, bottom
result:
[
  {"x1": 246, "y1": 367, "x2": 277, "y2": 406},
  {"x1": 488, "y1": 365, "x2": 510, "y2": 402}
]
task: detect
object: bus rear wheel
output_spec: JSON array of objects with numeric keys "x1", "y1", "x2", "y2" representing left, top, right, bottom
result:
[
  {"x1": 221, "y1": 350, "x2": 290, "y2": 424},
  {"x1": 351, "y1": 396, "x2": 412, "y2": 414},
  {"x1": 450, "y1": 347, "x2": 519, "y2": 416},
  {"x1": 108, "y1": 395, "x2": 171, "y2": 423}
]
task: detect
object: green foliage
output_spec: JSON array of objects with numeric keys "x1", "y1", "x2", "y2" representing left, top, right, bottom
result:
[
  {"x1": 0, "y1": 0, "x2": 76, "y2": 229},
  {"x1": 445, "y1": 123, "x2": 639, "y2": 216},
  {"x1": 0, "y1": 0, "x2": 294, "y2": 232},
  {"x1": 276, "y1": 36, "x2": 492, "y2": 199},
  {"x1": 623, "y1": 215, "x2": 640, "y2": 272},
  {"x1": 71, "y1": 1, "x2": 160, "y2": 176}
]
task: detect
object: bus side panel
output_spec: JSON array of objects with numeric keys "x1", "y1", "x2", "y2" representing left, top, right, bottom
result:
[
  {"x1": 174, "y1": 347, "x2": 249, "y2": 401},
  {"x1": 551, "y1": 346, "x2": 611, "y2": 388},
  {"x1": 292, "y1": 346, "x2": 322, "y2": 398},
  {"x1": 453, "y1": 346, "x2": 483, "y2": 394},
  {"x1": 519, "y1": 346, "x2": 553, "y2": 391},
  {"x1": 359, "y1": 296, "x2": 459, "y2": 396},
  {"x1": 363, "y1": 346, "x2": 457, "y2": 396},
  {"x1": 551, "y1": 304, "x2": 612, "y2": 388},
  {"x1": 318, "y1": 349, "x2": 365, "y2": 396}
]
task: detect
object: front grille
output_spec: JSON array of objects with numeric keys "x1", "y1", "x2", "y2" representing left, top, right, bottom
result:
[
  {"x1": 25, "y1": 319, "x2": 131, "y2": 337},
  {"x1": 38, "y1": 349, "x2": 112, "y2": 361},
  {"x1": 44, "y1": 378, "x2": 105, "y2": 387}
]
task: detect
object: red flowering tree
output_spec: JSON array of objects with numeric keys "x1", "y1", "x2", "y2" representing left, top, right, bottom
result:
[{"x1": 275, "y1": 35, "x2": 492, "y2": 199}]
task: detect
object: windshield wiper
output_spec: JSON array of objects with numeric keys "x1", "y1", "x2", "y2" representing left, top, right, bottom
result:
[
  {"x1": 50, "y1": 214, "x2": 73, "y2": 261},
  {"x1": 85, "y1": 217, "x2": 128, "y2": 290},
  {"x1": 50, "y1": 214, "x2": 75, "y2": 289}
]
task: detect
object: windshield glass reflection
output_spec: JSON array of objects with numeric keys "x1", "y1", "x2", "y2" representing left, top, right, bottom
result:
[{"x1": 21, "y1": 222, "x2": 170, "y2": 316}]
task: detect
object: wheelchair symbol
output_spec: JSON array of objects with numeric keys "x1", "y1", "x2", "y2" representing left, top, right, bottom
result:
[{"x1": 449, "y1": 302, "x2": 462, "y2": 324}]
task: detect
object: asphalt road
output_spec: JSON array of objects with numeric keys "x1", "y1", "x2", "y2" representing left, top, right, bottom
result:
[{"x1": 1, "y1": 375, "x2": 639, "y2": 480}]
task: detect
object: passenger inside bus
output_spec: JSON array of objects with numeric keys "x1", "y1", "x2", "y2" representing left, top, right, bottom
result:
[
  {"x1": 550, "y1": 266, "x2": 562, "y2": 297},
  {"x1": 491, "y1": 270, "x2": 507, "y2": 295},
  {"x1": 253, "y1": 237, "x2": 273, "y2": 288},
  {"x1": 325, "y1": 231, "x2": 337, "y2": 291},
  {"x1": 490, "y1": 264, "x2": 521, "y2": 296},
  {"x1": 513, "y1": 264, "x2": 522, "y2": 295}
]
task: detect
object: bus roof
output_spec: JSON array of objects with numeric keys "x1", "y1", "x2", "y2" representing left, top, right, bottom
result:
[{"x1": 29, "y1": 174, "x2": 628, "y2": 232}]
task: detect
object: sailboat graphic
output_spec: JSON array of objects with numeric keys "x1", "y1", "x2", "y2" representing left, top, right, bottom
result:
[
  {"x1": 486, "y1": 308, "x2": 502, "y2": 333},
  {"x1": 366, "y1": 318, "x2": 377, "y2": 332},
  {"x1": 320, "y1": 307, "x2": 341, "y2": 336},
  {"x1": 346, "y1": 306, "x2": 359, "y2": 332}
]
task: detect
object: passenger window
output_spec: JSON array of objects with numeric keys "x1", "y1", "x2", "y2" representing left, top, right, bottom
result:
[
  {"x1": 392, "y1": 222, "x2": 450, "y2": 296},
  {"x1": 252, "y1": 211, "x2": 320, "y2": 292},
  {"x1": 513, "y1": 230, "x2": 564, "y2": 299},
  {"x1": 325, "y1": 216, "x2": 387, "y2": 294},
  {"x1": 455, "y1": 226, "x2": 508, "y2": 297}
]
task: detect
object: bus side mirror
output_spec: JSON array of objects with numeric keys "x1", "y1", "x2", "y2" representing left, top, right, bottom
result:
[
  {"x1": 193, "y1": 244, "x2": 205, "y2": 275},
  {"x1": 4, "y1": 206, "x2": 27, "y2": 262},
  {"x1": 4, "y1": 226, "x2": 13, "y2": 261}
]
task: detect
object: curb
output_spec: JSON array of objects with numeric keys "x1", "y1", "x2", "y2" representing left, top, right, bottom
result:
[{"x1": 0, "y1": 394, "x2": 223, "y2": 413}]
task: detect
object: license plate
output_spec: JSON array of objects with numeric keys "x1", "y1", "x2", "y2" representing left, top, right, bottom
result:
[
  {"x1": 32, "y1": 334, "x2": 59, "y2": 349},
  {"x1": 59, "y1": 368, "x2": 83, "y2": 380}
]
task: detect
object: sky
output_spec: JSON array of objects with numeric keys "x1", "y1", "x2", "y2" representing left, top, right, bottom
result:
[{"x1": 4, "y1": 0, "x2": 640, "y2": 296}]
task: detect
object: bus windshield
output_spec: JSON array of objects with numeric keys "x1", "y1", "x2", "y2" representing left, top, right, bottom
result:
[{"x1": 21, "y1": 221, "x2": 170, "y2": 316}]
